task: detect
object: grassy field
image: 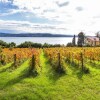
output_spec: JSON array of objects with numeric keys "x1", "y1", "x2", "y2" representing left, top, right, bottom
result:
[{"x1": 0, "y1": 51, "x2": 100, "y2": 100}]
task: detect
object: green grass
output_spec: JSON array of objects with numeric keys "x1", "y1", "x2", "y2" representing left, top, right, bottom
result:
[{"x1": 0, "y1": 51, "x2": 100, "y2": 100}]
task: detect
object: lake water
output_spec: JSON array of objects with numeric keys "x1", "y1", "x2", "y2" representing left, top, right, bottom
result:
[{"x1": 0, "y1": 37, "x2": 78, "y2": 45}]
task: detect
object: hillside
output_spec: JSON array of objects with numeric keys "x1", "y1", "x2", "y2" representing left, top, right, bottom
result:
[{"x1": 0, "y1": 33, "x2": 74, "y2": 37}]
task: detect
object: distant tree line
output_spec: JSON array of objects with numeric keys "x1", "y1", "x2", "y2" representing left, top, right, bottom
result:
[
  {"x1": 17, "y1": 42, "x2": 63, "y2": 48},
  {"x1": 0, "y1": 40, "x2": 63, "y2": 48},
  {"x1": 0, "y1": 40, "x2": 16, "y2": 48}
]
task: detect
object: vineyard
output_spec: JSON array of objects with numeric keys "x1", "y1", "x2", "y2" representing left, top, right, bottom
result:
[
  {"x1": 0, "y1": 48, "x2": 41, "y2": 72},
  {"x1": 44, "y1": 47, "x2": 100, "y2": 73},
  {"x1": 0, "y1": 47, "x2": 100, "y2": 100}
]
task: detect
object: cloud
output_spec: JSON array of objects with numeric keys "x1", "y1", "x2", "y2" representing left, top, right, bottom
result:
[
  {"x1": 0, "y1": 20, "x2": 67, "y2": 34},
  {"x1": 76, "y1": 7, "x2": 83, "y2": 11},
  {"x1": 56, "y1": 1, "x2": 69, "y2": 7}
]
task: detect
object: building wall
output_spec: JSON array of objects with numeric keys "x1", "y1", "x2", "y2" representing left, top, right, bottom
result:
[
  {"x1": 84, "y1": 38, "x2": 93, "y2": 46},
  {"x1": 96, "y1": 41, "x2": 99, "y2": 46},
  {"x1": 85, "y1": 37, "x2": 100, "y2": 46}
]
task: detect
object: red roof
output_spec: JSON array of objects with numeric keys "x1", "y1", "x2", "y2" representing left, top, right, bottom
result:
[{"x1": 87, "y1": 37, "x2": 99, "y2": 42}]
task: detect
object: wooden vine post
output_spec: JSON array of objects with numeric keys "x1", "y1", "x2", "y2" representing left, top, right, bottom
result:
[
  {"x1": 57, "y1": 52, "x2": 65, "y2": 73},
  {"x1": 58, "y1": 52, "x2": 61, "y2": 69},
  {"x1": 68, "y1": 52, "x2": 70, "y2": 63},
  {"x1": 31, "y1": 55, "x2": 35, "y2": 71},
  {"x1": 72, "y1": 53, "x2": 73, "y2": 63},
  {"x1": 29, "y1": 54, "x2": 38, "y2": 76},
  {"x1": 14, "y1": 54, "x2": 17, "y2": 67},
  {"x1": 0, "y1": 54, "x2": 2, "y2": 61},
  {"x1": 80, "y1": 52, "x2": 84, "y2": 71}
]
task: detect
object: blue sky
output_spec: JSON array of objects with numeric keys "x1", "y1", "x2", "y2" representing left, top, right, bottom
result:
[{"x1": 0, "y1": 0, "x2": 100, "y2": 35}]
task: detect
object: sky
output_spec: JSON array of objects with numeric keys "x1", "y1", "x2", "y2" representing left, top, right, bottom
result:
[{"x1": 0, "y1": 0, "x2": 100, "y2": 35}]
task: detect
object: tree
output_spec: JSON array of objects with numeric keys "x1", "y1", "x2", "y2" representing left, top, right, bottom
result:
[
  {"x1": 77, "y1": 32, "x2": 85, "y2": 47},
  {"x1": 72, "y1": 35, "x2": 76, "y2": 46},
  {"x1": 95, "y1": 31, "x2": 100, "y2": 37},
  {"x1": 17, "y1": 41, "x2": 42, "y2": 48},
  {"x1": 43, "y1": 43, "x2": 50, "y2": 48},
  {"x1": 99, "y1": 37, "x2": 100, "y2": 46},
  {"x1": 67, "y1": 42, "x2": 73, "y2": 47},
  {"x1": 95, "y1": 31, "x2": 100, "y2": 46},
  {"x1": 0, "y1": 40, "x2": 8, "y2": 47},
  {"x1": 9, "y1": 42, "x2": 16, "y2": 47}
]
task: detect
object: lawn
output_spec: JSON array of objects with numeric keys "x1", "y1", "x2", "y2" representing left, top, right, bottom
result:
[{"x1": 0, "y1": 51, "x2": 100, "y2": 100}]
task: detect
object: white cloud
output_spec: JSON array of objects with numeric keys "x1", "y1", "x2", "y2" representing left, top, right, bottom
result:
[{"x1": 0, "y1": 20, "x2": 67, "y2": 34}]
